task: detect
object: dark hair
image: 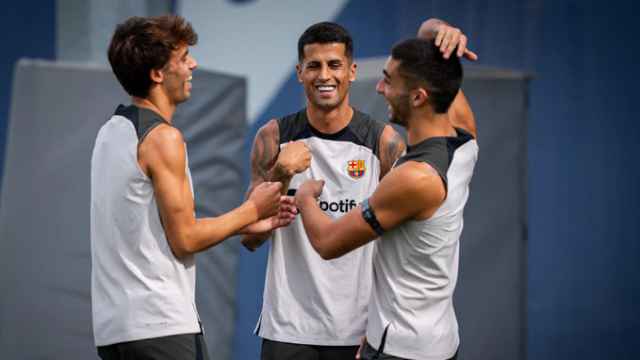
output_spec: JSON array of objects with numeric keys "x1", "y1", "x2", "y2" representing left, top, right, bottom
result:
[
  {"x1": 391, "y1": 38, "x2": 462, "y2": 113},
  {"x1": 107, "y1": 15, "x2": 198, "y2": 98},
  {"x1": 297, "y1": 22, "x2": 353, "y2": 62}
]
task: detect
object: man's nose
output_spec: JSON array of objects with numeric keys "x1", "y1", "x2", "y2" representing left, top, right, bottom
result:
[
  {"x1": 318, "y1": 64, "x2": 330, "y2": 80},
  {"x1": 376, "y1": 79, "x2": 384, "y2": 94}
]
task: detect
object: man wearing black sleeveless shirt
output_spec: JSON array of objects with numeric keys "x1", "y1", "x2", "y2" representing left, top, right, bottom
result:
[
  {"x1": 242, "y1": 22, "x2": 405, "y2": 360},
  {"x1": 294, "y1": 20, "x2": 479, "y2": 360},
  {"x1": 244, "y1": 18, "x2": 476, "y2": 360}
]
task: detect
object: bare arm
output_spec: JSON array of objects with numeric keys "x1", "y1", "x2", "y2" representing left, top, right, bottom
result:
[
  {"x1": 295, "y1": 162, "x2": 445, "y2": 259},
  {"x1": 248, "y1": 119, "x2": 288, "y2": 189},
  {"x1": 240, "y1": 120, "x2": 283, "y2": 251},
  {"x1": 378, "y1": 125, "x2": 406, "y2": 178},
  {"x1": 241, "y1": 119, "x2": 311, "y2": 251},
  {"x1": 449, "y1": 90, "x2": 477, "y2": 138},
  {"x1": 139, "y1": 124, "x2": 282, "y2": 259}
]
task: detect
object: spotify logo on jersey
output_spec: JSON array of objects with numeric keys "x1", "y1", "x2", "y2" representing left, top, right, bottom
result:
[{"x1": 319, "y1": 199, "x2": 358, "y2": 213}]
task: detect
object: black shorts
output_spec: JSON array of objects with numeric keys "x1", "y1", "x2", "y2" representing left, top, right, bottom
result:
[
  {"x1": 261, "y1": 338, "x2": 358, "y2": 360},
  {"x1": 97, "y1": 333, "x2": 209, "y2": 360},
  {"x1": 360, "y1": 341, "x2": 458, "y2": 360}
]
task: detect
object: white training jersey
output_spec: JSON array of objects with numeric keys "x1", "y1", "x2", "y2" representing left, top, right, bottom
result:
[
  {"x1": 257, "y1": 108, "x2": 386, "y2": 345},
  {"x1": 90, "y1": 104, "x2": 200, "y2": 346},
  {"x1": 366, "y1": 128, "x2": 478, "y2": 359}
]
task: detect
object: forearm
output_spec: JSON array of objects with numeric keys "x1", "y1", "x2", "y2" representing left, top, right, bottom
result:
[
  {"x1": 450, "y1": 91, "x2": 477, "y2": 138},
  {"x1": 264, "y1": 163, "x2": 294, "y2": 195},
  {"x1": 296, "y1": 196, "x2": 338, "y2": 258},
  {"x1": 172, "y1": 201, "x2": 259, "y2": 257}
]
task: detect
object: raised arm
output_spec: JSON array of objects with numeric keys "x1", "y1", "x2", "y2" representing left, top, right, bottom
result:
[
  {"x1": 139, "y1": 124, "x2": 282, "y2": 259},
  {"x1": 241, "y1": 119, "x2": 311, "y2": 251},
  {"x1": 448, "y1": 90, "x2": 477, "y2": 138},
  {"x1": 295, "y1": 161, "x2": 445, "y2": 259}
]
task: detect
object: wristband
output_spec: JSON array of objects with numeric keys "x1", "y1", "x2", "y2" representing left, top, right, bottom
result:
[{"x1": 361, "y1": 198, "x2": 385, "y2": 236}]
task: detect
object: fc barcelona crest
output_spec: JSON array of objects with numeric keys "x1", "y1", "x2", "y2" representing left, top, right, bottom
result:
[{"x1": 347, "y1": 160, "x2": 366, "y2": 179}]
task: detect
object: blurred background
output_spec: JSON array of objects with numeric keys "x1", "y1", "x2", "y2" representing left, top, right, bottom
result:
[{"x1": 0, "y1": 0, "x2": 638, "y2": 359}]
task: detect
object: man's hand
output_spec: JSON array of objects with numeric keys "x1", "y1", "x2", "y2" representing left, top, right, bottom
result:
[
  {"x1": 247, "y1": 181, "x2": 283, "y2": 219},
  {"x1": 243, "y1": 196, "x2": 297, "y2": 234},
  {"x1": 295, "y1": 179, "x2": 325, "y2": 205},
  {"x1": 275, "y1": 141, "x2": 311, "y2": 177},
  {"x1": 418, "y1": 18, "x2": 478, "y2": 61}
]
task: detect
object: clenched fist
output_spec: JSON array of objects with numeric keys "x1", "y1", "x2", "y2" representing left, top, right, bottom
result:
[
  {"x1": 276, "y1": 141, "x2": 312, "y2": 177},
  {"x1": 248, "y1": 181, "x2": 283, "y2": 219},
  {"x1": 295, "y1": 179, "x2": 325, "y2": 204}
]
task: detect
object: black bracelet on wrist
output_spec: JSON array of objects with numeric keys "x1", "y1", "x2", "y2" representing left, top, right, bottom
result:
[{"x1": 360, "y1": 198, "x2": 385, "y2": 236}]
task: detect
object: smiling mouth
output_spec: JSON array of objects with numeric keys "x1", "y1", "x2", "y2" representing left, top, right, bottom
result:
[{"x1": 315, "y1": 85, "x2": 336, "y2": 93}]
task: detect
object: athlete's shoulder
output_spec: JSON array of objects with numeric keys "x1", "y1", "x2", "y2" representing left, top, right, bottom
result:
[
  {"x1": 350, "y1": 108, "x2": 386, "y2": 133},
  {"x1": 277, "y1": 109, "x2": 308, "y2": 143},
  {"x1": 143, "y1": 123, "x2": 184, "y2": 155},
  {"x1": 375, "y1": 124, "x2": 405, "y2": 177},
  {"x1": 278, "y1": 109, "x2": 305, "y2": 123},
  {"x1": 384, "y1": 160, "x2": 446, "y2": 206},
  {"x1": 346, "y1": 108, "x2": 387, "y2": 155},
  {"x1": 136, "y1": 122, "x2": 186, "y2": 178},
  {"x1": 256, "y1": 118, "x2": 279, "y2": 142}
]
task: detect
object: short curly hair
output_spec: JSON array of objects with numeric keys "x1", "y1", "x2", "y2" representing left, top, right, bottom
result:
[{"x1": 107, "y1": 15, "x2": 198, "y2": 98}]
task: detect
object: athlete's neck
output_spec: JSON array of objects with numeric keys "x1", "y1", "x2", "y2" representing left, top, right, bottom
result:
[
  {"x1": 132, "y1": 91, "x2": 176, "y2": 124},
  {"x1": 306, "y1": 102, "x2": 353, "y2": 134},
  {"x1": 405, "y1": 108, "x2": 456, "y2": 146}
]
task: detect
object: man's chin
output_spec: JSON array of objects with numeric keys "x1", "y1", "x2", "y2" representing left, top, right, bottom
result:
[
  {"x1": 311, "y1": 99, "x2": 340, "y2": 111},
  {"x1": 175, "y1": 94, "x2": 190, "y2": 105}
]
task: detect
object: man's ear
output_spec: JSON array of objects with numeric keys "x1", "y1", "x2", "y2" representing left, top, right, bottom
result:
[
  {"x1": 150, "y1": 67, "x2": 164, "y2": 84},
  {"x1": 349, "y1": 61, "x2": 357, "y2": 83},
  {"x1": 411, "y1": 88, "x2": 429, "y2": 107},
  {"x1": 295, "y1": 63, "x2": 303, "y2": 83}
]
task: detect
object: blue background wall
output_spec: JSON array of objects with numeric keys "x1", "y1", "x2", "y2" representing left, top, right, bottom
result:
[
  {"x1": 0, "y1": 1, "x2": 55, "y2": 191},
  {"x1": 1, "y1": 1, "x2": 638, "y2": 359},
  {"x1": 526, "y1": 2, "x2": 640, "y2": 358}
]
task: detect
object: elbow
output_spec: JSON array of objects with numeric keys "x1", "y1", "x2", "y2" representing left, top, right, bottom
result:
[
  {"x1": 170, "y1": 242, "x2": 191, "y2": 259},
  {"x1": 311, "y1": 238, "x2": 340, "y2": 260},
  {"x1": 318, "y1": 249, "x2": 339, "y2": 260},
  {"x1": 167, "y1": 234, "x2": 196, "y2": 259}
]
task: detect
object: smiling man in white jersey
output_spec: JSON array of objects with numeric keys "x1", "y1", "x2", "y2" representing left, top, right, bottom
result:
[
  {"x1": 241, "y1": 22, "x2": 405, "y2": 360},
  {"x1": 91, "y1": 15, "x2": 295, "y2": 360},
  {"x1": 295, "y1": 20, "x2": 479, "y2": 360}
]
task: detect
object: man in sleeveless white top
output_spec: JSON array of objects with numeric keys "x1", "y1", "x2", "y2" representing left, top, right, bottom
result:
[
  {"x1": 295, "y1": 20, "x2": 479, "y2": 360},
  {"x1": 242, "y1": 22, "x2": 406, "y2": 360},
  {"x1": 91, "y1": 15, "x2": 294, "y2": 360}
]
